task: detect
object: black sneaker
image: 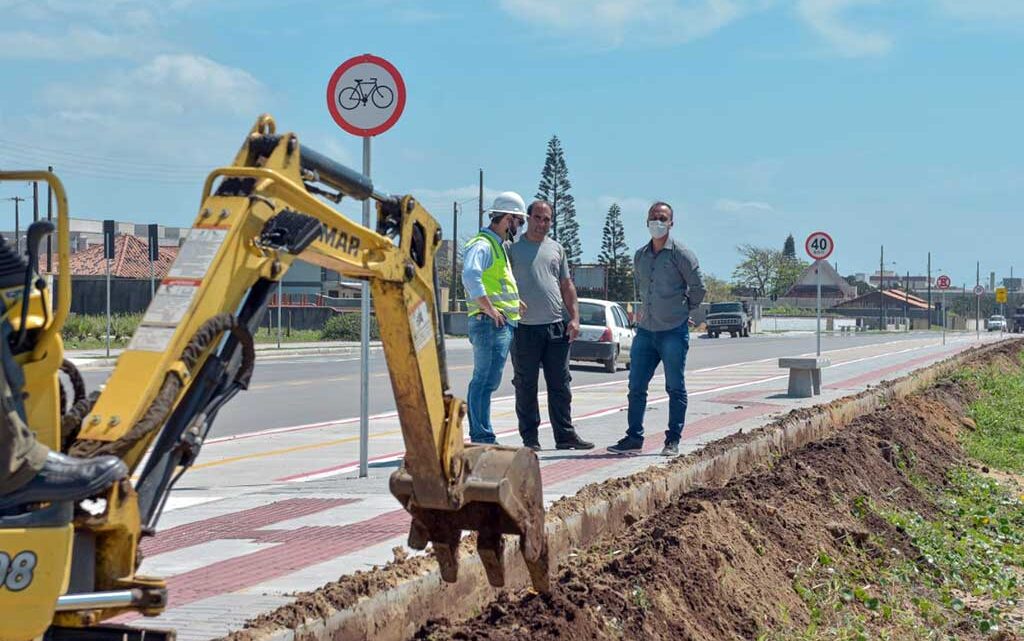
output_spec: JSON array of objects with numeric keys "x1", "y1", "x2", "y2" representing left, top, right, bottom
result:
[
  {"x1": 660, "y1": 441, "x2": 679, "y2": 457},
  {"x1": 556, "y1": 437, "x2": 595, "y2": 450},
  {"x1": 523, "y1": 442, "x2": 542, "y2": 452},
  {"x1": 607, "y1": 437, "x2": 643, "y2": 455}
]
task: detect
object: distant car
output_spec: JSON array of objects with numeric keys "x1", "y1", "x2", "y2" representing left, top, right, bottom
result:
[
  {"x1": 987, "y1": 314, "x2": 1008, "y2": 331},
  {"x1": 570, "y1": 298, "x2": 634, "y2": 373},
  {"x1": 705, "y1": 301, "x2": 751, "y2": 338}
]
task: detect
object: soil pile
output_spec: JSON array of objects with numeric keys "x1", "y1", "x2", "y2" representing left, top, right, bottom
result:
[{"x1": 414, "y1": 346, "x2": 1023, "y2": 640}]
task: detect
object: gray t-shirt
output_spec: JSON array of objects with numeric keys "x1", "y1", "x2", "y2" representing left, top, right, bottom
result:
[{"x1": 508, "y1": 236, "x2": 570, "y2": 325}]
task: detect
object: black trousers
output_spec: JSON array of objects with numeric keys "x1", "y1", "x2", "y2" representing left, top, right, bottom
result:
[{"x1": 511, "y1": 322, "x2": 576, "y2": 445}]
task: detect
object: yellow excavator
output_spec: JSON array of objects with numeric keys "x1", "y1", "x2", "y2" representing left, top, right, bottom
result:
[{"x1": 0, "y1": 115, "x2": 548, "y2": 640}]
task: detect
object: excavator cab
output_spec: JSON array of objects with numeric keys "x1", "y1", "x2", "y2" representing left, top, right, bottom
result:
[{"x1": 0, "y1": 115, "x2": 546, "y2": 641}]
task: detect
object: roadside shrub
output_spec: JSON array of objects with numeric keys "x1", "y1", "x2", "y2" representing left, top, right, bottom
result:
[{"x1": 319, "y1": 313, "x2": 380, "y2": 341}]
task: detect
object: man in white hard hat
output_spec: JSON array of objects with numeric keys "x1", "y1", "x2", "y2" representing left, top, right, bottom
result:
[{"x1": 460, "y1": 191, "x2": 527, "y2": 444}]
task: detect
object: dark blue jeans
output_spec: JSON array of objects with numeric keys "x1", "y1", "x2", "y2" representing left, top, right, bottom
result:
[
  {"x1": 466, "y1": 315, "x2": 513, "y2": 444},
  {"x1": 626, "y1": 323, "x2": 690, "y2": 443}
]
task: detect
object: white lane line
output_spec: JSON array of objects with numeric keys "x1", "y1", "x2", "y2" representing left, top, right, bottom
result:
[{"x1": 209, "y1": 335, "x2": 951, "y2": 445}]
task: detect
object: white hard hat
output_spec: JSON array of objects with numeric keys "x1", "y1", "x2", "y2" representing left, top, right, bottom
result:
[{"x1": 488, "y1": 191, "x2": 527, "y2": 219}]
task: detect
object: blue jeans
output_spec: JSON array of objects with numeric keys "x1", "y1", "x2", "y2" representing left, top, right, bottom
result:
[
  {"x1": 626, "y1": 323, "x2": 690, "y2": 443},
  {"x1": 466, "y1": 315, "x2": 513, "y2": 443}
]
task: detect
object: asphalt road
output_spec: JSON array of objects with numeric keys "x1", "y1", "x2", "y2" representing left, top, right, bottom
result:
[{"x1": 81, "y1": 331, "x2": 942, "y2": 439}]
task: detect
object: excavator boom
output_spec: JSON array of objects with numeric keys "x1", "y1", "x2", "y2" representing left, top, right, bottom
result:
[{"x1": 0, "y1": 115, "x2": 547, "y2": 641}]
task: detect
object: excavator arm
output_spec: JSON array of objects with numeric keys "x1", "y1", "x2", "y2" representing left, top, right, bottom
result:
[{"x1": 0, "y1": 115, "x2": 547, "y2": 641}]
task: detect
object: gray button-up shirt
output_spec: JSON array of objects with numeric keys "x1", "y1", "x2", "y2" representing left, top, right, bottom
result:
[{"x1": 633, "y1": 236, "x2": 706, "y2": 332}]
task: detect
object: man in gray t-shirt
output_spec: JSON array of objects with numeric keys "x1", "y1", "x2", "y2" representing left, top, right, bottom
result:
[{"x1": 506, "y1": 201, "x2": 594, "y2": 451}]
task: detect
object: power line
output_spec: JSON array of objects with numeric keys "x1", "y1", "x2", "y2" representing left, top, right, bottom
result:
[{"x1": 0, "y1": 136, "x2": 214, "y2": 173}]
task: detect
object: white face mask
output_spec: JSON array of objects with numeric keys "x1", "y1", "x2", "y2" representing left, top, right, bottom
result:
[{"x1": 648, "y1": 220, "x2": 670, "y2": 239}]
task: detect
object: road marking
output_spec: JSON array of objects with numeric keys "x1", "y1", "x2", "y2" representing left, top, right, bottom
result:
[
  {"x1": 274, "y1": 338, "x2": 983, "y2": 484},
  {"x1": 202, "y1": 335, "x2": 979, "y2": 447}
]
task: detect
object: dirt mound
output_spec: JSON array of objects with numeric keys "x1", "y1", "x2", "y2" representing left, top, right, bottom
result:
[
  {"x1": 413, "y1": 350, "x2": 1022, "y2": 640},
  {"x1": 225, "y1": 340, "x2": 1024, "y2": 641}
]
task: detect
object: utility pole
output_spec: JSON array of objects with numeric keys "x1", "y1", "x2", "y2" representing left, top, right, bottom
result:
[
  {"x1": 450, "y1": 201, "x2": 458, "y2": 313},
  {"x1": 46, "y1": 166, "x2": 53, "y2": 272},
  {"x1": 976, "y1": 261, "x2": 981, "y2": 340},
  {"x1": 879, "y1": 245, "x2": 884, "y2": 331},
  {"x1": 904, "y1": 270, "x2": 910, "y2": 331},
  {"x1": 31, "y1": 181, "x2": 39, "y2": 271},
  {"x1": 5, "y1": 196, "x2": 26, "y2": 254},
  {"x1": 478, "y1": 168, "x2": 484, "y2": 230},
  {"x1": 927, "y1": 252, "x2": 932, "y2": 328}
]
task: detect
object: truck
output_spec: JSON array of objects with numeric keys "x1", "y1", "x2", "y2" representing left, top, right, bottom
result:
[{"x1": 705, "y1": 301, "x2": 752, "y2": 338}]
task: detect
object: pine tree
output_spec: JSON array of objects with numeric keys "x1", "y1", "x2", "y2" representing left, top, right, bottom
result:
[
  {"x1": 598, "y1": 203, "x2": 632, "y2": 300},
  {"x1": 783, "y1": 234, "x2": 796, "y2": 259},
  {"x1": 536, "y1": 135, "x2": 582, "y2": 265}
]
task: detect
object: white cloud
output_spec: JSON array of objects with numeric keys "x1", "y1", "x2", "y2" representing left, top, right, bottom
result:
[
  {"x1": 43, "y1": 54, "x2": 265, "y2": 117},
  {"x1": 0, "y1": 27, "x2": 136, "y2": 60},
  {"x1": 499, "y1": 0, "x2": 761, "y2": 47},
  {"x1": 936, "y1": 0, "x2": 1024, "y2": 21},
  {"x1": 795, "y1": 0, "x2": 893, "y2": 57},
  {"x1": 714, "y1": 198, "x2": 775, "y2": 212}
]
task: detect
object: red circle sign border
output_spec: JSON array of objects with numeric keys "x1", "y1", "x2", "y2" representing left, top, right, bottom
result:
[
  {"x1": 974, "y1": 285, "x2": 986, "y2": 296},
  {"x1": 936, "y1": 275, "x2": 952, "y2": 289},
  {"x1": 804, "y1": 231, "x2": 834, "y2": 261},
  {"x1": 326, "y1": 54, "x2": 406, "y2": 137}
]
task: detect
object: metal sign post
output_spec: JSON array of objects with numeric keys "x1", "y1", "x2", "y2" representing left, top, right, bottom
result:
[
  {"x1": 974, "y1": 284, "x2": 985, "y2": 340},
  {"x1": 360, "y1": 135, "x2": 371, "y2": 478},
  {"x1": 805, "y1": 231, "x2": 834, "y2": 357},
  {"x1": 327, "y1": 53, "x2": 406, "y2": 479},
  {"x1": 936, "y1": 275, "x2": 951, "y2": 346}
]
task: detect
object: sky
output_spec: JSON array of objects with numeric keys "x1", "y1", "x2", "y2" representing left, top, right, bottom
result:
[{"x1": 0, "y1": 0, "x2": 1021, "y2": 287}]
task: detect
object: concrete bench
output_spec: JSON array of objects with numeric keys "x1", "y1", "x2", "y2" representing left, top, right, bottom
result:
[{"x1": 778, "y1": 356, "x2": 831, "y2": 398}]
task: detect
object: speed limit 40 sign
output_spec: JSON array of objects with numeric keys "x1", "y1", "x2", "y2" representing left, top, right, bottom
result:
[{"x1": 805, "y1": 231, "x2": 834, "y2": 261}]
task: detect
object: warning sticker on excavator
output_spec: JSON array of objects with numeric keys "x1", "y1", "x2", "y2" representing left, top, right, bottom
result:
[
  {"x1": 168, "y1": 228, "x2": 228, "y2": 279},
  {"x1": 142, "y1": 280, "x2": 200, "y2": 326},
  {"x1": 127, "y1": 325, "x2": 176, "y2": 353},
  {"x1": 410, "y1": 300, "x2": 433, "y2": 353}
]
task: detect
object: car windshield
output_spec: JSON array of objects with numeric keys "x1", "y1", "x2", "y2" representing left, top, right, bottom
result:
[
  {"x1": 991, "y1": 315, "x2": 1005, "y2": 321},
  {"x1": 710, "y1": 303, "x2": 742, "y2": 314},
  {"x1": 579, "y1": 302, "x2": 607, "y2": 326}
]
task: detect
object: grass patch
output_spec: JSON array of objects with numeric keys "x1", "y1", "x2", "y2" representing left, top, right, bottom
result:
[
  {"x1": 962, "y1": 351, "x2": 1024, "y2": 473},
  {"x1": 763, "y1": 468, "x2": 1024, "y2": 640}
]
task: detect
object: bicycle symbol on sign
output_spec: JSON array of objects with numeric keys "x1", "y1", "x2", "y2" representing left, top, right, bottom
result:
[{"x1": 337, "y1": 77, "x2": 395, "y2": 111}]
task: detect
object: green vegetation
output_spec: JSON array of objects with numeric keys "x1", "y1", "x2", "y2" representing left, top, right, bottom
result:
[
  {"x1": 60, "y1": 313, "x2": 344, "y2": 349},
  {"x1": 763, "y1": 469, "x2": 1024, "y2": 640},
  {"x1": 319, "y1": 313, "x2": 380, "y2": 341},
  {"x1": 763, "y1": 357, "x2": 1024, "y2": 639},
  {"x1": 960, "y1": 353, "x2": 1024, "y2": 472}
]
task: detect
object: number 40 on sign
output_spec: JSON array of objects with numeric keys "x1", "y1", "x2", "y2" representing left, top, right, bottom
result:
[{"x1": 805, "y1": 231, "x2": 834, "y2": 261}]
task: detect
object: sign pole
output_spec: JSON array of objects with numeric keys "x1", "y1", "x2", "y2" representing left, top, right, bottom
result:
[
  {"x1": 326, "y1": 53, "x2": 405, "y2": 481},
  {"x1": 941, "y1": 290, "x2": 946, "y2": 345},
  {"x1": 360, "y1": 135, "x2": 371, "y2": 479},
  {"x1": 816, "y1": 260, "x2": 822, "y2": 357}
]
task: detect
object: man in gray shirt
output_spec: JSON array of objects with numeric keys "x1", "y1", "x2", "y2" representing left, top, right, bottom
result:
[
  {"x1": 608, "y1": 201, "x2": 706, "y2": 457},
  {"x1": 507, "y1": 201, "x2": 594, "y2": 451}
]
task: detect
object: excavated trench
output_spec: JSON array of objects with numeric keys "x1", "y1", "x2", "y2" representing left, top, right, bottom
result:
[{"x1": 225, "y1": 340, "x2": 1024, "y2": 641}]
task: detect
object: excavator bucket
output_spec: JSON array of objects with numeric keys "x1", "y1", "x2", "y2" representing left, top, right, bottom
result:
[{"x1": 390, "y1": 444, "x2": 549, "y2": 593}]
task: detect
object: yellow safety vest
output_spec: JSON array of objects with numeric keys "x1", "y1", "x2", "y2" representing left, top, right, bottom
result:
[{"x1": 465, "y1": 232, "x2": 520, "y2": 322}]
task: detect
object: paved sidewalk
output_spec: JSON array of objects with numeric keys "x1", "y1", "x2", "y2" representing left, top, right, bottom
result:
[{"x1": 115, "y1": 333, "x2": 1005, "y2": 640}]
